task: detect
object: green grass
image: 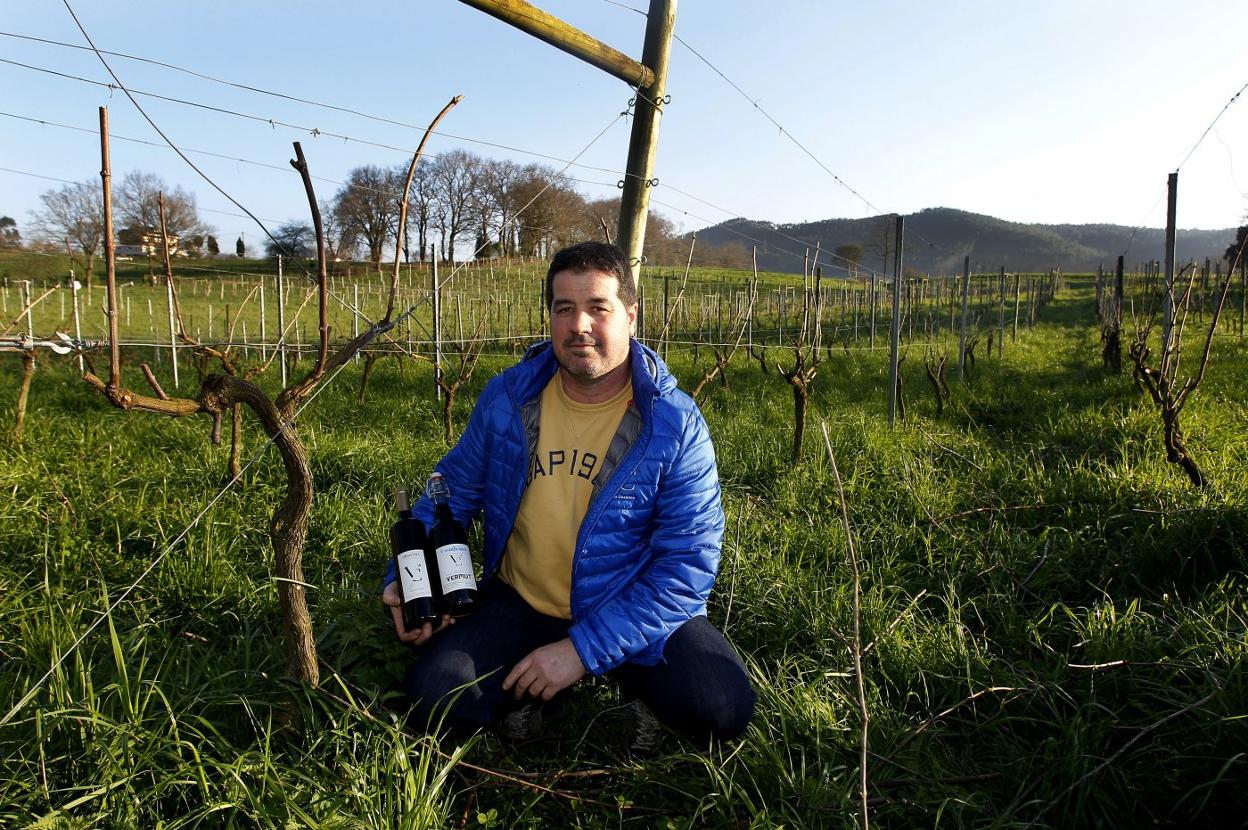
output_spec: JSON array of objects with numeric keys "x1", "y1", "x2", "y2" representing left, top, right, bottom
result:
[{"x1": 1, "y1": 275, "x2": 1245, "y2": 827}]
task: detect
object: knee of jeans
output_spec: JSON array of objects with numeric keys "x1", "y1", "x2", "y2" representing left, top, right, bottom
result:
[
  {"x1": 405, "y1": 652, "x2": 480, "y2": 718},
  {"x1": 706, "y1": 685, "x2": 755, "y2": 742}
]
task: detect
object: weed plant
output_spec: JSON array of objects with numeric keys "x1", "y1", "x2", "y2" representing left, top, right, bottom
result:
[{"x1": 0, "y1": 277, "x2": 1244, "y2": 827}]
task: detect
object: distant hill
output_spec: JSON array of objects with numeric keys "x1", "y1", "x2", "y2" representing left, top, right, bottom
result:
[{"x1": 693, "y1": 207, "x2": 1240, "y2": 275}]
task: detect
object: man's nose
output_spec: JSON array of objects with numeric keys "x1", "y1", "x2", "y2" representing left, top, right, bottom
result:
[{"x1": 571, "y1": 309, "x2": 592, "y2": 332}]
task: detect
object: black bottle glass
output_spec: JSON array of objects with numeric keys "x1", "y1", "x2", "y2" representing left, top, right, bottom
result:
[
  {"x1": 391, "y1": 487, "x2": 439, "y2": 631},
  {"x1": 426, "y1": 473, "x2": 478, "y2": 617}
]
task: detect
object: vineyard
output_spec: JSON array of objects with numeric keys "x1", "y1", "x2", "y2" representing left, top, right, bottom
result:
[
  {"x1": 2, "y1": 248, "x2": 1246, "y2": 827},
  {"x1": 1, "y1": 251, "x2": 1073, "y2": 371}
]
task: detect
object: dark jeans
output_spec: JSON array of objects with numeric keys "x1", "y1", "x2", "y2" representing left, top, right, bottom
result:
[{"x1": 404, "y1": 580, "x2": 755, "y2": 742}]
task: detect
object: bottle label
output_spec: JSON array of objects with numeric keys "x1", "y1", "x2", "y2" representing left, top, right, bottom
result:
[
  {"x1": 397, "y1": 549, "x2": 432, "y2": 599},
  {"x1": 436, "y1": 543, "x2": 475, "y2": 593}
]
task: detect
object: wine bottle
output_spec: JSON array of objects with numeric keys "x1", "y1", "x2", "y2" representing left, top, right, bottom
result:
[
  {"x1": 427, "y1": 472, "x2": 478, "y2": 617},
  {"x1": 392, "y1": 487, "x2": 439, "y2": 632}
]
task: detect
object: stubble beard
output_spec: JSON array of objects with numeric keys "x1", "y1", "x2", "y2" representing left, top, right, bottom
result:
[{"x1": 557, "y1": 340, "x2": 626, "y2": 389}]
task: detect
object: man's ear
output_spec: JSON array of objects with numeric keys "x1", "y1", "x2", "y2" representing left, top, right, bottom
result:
[{"x1": 627, "y1": 302, "x2": 639, "y2": 335}]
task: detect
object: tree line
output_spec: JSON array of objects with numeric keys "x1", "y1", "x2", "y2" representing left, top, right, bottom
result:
[{"x1": 12, "y1": 150, "x2": 753, "y2": 275}]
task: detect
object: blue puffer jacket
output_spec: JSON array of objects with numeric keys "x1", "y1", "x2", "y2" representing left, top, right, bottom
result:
[{"x1": 384, "y1": 338, "x2": 724, "y2": 675}]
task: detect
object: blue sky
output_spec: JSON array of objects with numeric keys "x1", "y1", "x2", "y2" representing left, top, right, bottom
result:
[{"x1": 3, "y1": 0, "x2": 1247, "y2": 251}]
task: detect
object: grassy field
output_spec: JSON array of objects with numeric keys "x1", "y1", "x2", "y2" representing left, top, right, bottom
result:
[{"x1": 1, "y1": 272, "x2": 1245, "y2": 828}]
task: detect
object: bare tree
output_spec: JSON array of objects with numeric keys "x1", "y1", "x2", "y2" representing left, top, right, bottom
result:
[
  {"x1": 116, "y1": 170, "x2": 207, "y2": 240},
  {"x1": 31, "y1": 181, "x2": 104, "y2": 277},
  {"x1": 430, "y1": 149, "x2": 485, "y2": 264},
  {"x1": 407, "y1": 161, "x2": 436, "y2": 262},
  {"x1": 264, "y1": 221, "x2": 316, "y2": 260},
  {"x1": 332, "y1": 165, "x2": 402, "y2": 268},
  {"x1": 478, "y1": 158, "x2": 525, "y2": 257}
]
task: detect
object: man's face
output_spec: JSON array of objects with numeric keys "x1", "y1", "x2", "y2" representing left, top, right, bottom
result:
[{"x1": 549, "y1": 268, "x2": 637, "y2": 392}]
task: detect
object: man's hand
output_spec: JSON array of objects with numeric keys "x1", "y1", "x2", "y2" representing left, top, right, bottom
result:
[
  {"x1": 382, "y1": 580, "x2": 454, "y2": 646},
  {"x1": 502, "y1": 638, "x2": 586, "y2": 701}
]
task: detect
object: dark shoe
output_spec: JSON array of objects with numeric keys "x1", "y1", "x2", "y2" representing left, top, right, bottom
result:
[
  {"x1": 499, "y1": 703, "x2": 544, "y2": 743},
  {"x1": 626, "y1": 700, "x2": 662, "y2": 758}
]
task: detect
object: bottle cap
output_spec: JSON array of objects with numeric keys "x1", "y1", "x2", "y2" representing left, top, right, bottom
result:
[{"x1": 394, "y1": 487, "x2": 410, "y2": 512}]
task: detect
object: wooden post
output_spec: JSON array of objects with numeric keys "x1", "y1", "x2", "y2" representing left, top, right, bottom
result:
[
  {"x1": 663, "y1": 272, "x2": 671, "y2": 360},
  {"x1": 1240, "y1": 257, "x2": 1246, "y2": 340},
  {"x1": 1160, "y1": 172, "x2": 1178, "y2": 357},
  {"x1": 997, "y1": 266, "x2": 1006, "y2": 358},
  {"x1": 957, "y1": 256, "x2": 970, "y2": 381},
  {"x1": 259, "y1": 280, "x2": 267, "y2": 360},
  {"x1": 638, "y1": 283, "x2": 646, "y2": 344},
  {"x1": 99, "y1": 107, "x2": 120, "y2": 388},
  {"x1": 1123, "y1": 254, "x2": 1133, "y2": 329},
  {"x1": 456, "y1": 0, "x2": 653, "y2": 87},
  {"x1": 869, "y1": 271, "x2": 877, "y2": 351},
  {"x1": 277, "y1": 256, "x2": 287, "y2": 387},
  {"x1": 165, "y1": 273, "x2": 179, "y2": 388},
  {"x1": 71, "y1": 275, "x2": 84, "y2": 372},
  {"x1": 20, "y1": 281, "x2": 32, "y2": 336},
  {"x1": 432, "y1": 244, "x2": 443, "y2": 401},
  {"x1": 887, "y1": 216, "x2": 904, "y2": 427},
  {"x1": 617, "y1": 0, "x2": 676, "y2": 282},
  {"x1": 1095, "y1": 264, "x2": 1104, "y2": 322},
  {"x1": 1012, "y1": 273, "x2": 1021, "y2": 342},
  {"x1": 457, "y1": 0, "x2": 667, "y2": 285}
]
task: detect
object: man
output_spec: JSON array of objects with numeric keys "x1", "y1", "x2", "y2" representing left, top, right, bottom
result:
[{"x1": 382, "y1": 241, "x2": 753, "y2": 745}]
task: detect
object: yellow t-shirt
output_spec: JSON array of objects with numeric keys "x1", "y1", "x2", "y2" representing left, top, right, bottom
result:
[{"x1": 499, "y1": 373, "x2": 633, "y2": 619}]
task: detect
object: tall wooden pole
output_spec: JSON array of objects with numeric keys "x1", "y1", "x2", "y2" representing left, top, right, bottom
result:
[
  {"x1": 957, "y1": 255, "x2": 970, "y2": 381},
  {"x1": 166, "y1": 273, "x2": 179, "y2": 388},
  {"x1": 456, "y1": 0, "x2": 652, "y2": 87},
  {"x1": 456, "y1": 0, "x2": 671, "y2": 282},
  {"x1": 617, "y1": 0, "x2": 676, "y2": 282},
  {"x1": 869, "y1": 272, "x2": 877, "y2": 351},
  {"x1": 277, "y1": 255, "x2": 287, "y2": 387},
  {"x1": 1114, "y1": 255, "x2": 1125, "y2": 329},
  {"x1": 1240, "y1": 257, "x2": 1246, "y2": 340},
  {"x1": 432, "y1": 243, "x2": 443, "y2": 401},
  {"x1": 99, "y1": 107, "x2": 120, "y2": 388},
  {"x1": 997, "y1": 266, "x2": 1006, "y2": 358},
  {"x1": 1160, "y1": 172, "x2": 1178, "y2": 357},
  {"x1": 71, "y1": 276, "x2": 84, "y2": 372},
  {"x1": 1008, "y1": 268, "x2": 1018, "y2": 339},
  {"x1": 887, "y1": 216, "x2": 904, "y2": 427}
]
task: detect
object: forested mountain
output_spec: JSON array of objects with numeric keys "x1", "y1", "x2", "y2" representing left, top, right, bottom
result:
[{"x1": 691, "y1": 208, "x2": 1240, "y2": 275}]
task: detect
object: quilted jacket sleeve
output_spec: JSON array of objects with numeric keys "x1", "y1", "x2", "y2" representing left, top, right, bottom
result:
[{"x1": 566, "y1": 404, "x2": 724, "y2": 675}]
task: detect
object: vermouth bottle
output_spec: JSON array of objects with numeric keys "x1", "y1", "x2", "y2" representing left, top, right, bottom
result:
[
  {"x1": 427, "y1": 473, "x2": 478, "y2": 617},
  {"x1": 392, "y1": 487, "x2": 439, "y2": 632}
]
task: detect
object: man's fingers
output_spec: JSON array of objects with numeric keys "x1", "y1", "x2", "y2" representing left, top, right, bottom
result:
[
  {"x1": 502, "y1": 657, "x2": 528, "y2": 691},
  {"x1": 411, "y1": 622, "x2": 434, "y2": 645},
  {"x1": 392, "y1": 610, "x2": 434, "y2": 645},
  {"x1": 390, "y1": 606, "x2": 409, "y2": 640}
]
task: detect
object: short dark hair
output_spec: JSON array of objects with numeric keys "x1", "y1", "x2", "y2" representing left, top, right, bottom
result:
[{"x1": 545, "y1": 242, "x2": 637, "y2": 309}]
